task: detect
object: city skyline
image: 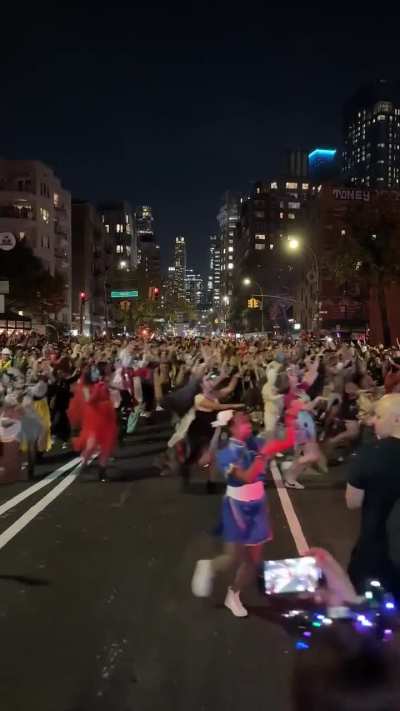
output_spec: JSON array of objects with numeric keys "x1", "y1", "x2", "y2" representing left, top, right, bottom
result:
[{"x1": 2, "y1": 6, "x2": 400, "y2": 274}]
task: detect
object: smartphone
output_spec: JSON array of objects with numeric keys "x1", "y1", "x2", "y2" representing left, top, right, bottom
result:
[{"x1": 262, "y1": 556, "x2": 321, "y2": 595}]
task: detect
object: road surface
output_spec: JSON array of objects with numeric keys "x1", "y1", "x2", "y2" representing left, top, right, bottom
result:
[{"x1": 0, "y1": 416, "x2": 358, "y2": 711}]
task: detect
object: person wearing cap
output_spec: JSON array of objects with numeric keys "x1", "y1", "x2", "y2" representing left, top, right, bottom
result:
[{"x1": 0, "y1": 348, "x2": 12, "y2": 373}]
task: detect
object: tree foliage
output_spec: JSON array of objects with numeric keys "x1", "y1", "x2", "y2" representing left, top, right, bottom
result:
[
  {"x1": 327, "y1": 196, "x2": 400, "y2": 286},
  {"x1": 2, "y1": 241, "x2": 66, "y2": 318},
  {"x1": 325, "y1": 195, "x2": 400, "y2": 345}
]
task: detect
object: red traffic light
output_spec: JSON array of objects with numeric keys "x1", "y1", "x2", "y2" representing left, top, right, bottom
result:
[
  {"x1": 154, "y1": 287, "x2": 159, "y2": 294},
  {"x1": 80, "y1": 291, "x2": 86, "y2": 301}
]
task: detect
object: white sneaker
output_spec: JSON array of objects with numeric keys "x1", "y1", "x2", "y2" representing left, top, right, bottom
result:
[
  {"x1": 224, "y1": 587, "x2": 248, "y2": 618},
  {"x1": 191, "y1": 560, "x2": 214, "y2": 597}
]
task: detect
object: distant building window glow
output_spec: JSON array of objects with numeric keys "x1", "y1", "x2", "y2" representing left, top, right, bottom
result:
[
  {"x1": 40, "y1": 207, "x2": 49, "y2": 224},
  {"x1": 286, "y1": 182, "x2": 298, "y2": 189}
]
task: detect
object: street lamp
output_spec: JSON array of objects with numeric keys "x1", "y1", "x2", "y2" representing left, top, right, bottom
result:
[
  {"x1": 242, "y1": 277, "x2": 265, "y2": 333},
  {"x1": 287, "y1": 236, "x2": 319, "y2": 328}
]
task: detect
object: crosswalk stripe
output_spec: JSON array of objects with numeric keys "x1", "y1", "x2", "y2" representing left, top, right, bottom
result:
[
  {"x1": 270, "y1": 460, "x2": 309, "y2": 555},
  {"x1": 0, "y1": 456, "x2": 81, "y2": 519},
  {"x1": 0, "y1": 464, "x2": 81, "y2": 551}
]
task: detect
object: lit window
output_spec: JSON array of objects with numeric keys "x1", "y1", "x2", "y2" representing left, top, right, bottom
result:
[
  {"x1": 256, "y1": 186, "x2": 261, "y2": 194},
  {"x1": 341, "y1": 229, "x2": 346, "y2": 236},
  {"x1": 125, "y1": 214, "x2": 129, "y2": 223},
  {"x1": 280, "y1": 212, "x2": 284, "y2": 219},
  {"x1": 105, "y1": 224, "x2": 110, "y2": 233},
  {"x1": 40, "y1": 207, "x2": 49, "y2": 223},
  {"x1": 228, "y1": 246, "x2": 234, "y2": 252},
  {"x1": 288, "y1": 202, "x2": 300, "y2": 209},
  {"x1": 302, "y1": 183, "x2": 309, "y2": 190},
  {"x1": 228, "y1": 263, "x2": 234, "y2": 269},
  {"x1": 53, "y1": 193, "x2": 60, "y2": 208},
  {"x1": 18, "y1": 231, "x2": 26, "y2": 240},
  {"x1": 377, "y1": 143, "x2": 385, "y2": 148},
  {"x1": 377, "y1": 115, "x2": 386, "y2": 121},
  {"x1": 286, "y1": 182, "x2": 298, "y2": 189},
  {"x1": 269, "y1": 243, "x2": 274, "y2": 250},
  {"x1": 255, "y1": 244, "x2": 265, "y2": 250},
  {"x1": 116, "y1": 245, "x2": 123, "y2": 253},
  {"x1": 288, "y1": 213, "x2": 296, "y2": 220},
  {"x1": 255, "y1": 233, "x2": 266, "y2": 240},
  {"x1": 270, "y1": 181, "x2": 278, "y2": 189}
]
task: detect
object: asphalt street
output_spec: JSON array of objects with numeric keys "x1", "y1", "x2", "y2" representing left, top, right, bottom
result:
[{"x1": 0, "y1": 416, "x2": 359, "y2": 711}]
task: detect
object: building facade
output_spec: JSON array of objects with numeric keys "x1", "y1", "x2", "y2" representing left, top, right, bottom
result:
[
  {"x1": 0, "y1": 159, "x2": 72, "y2": 324},
  {"x1": 294, "y1": 185, "x2": 396, "y2": 334},
  {"x1": 134, "y1": 205, "x2": 160, "y2": 289},
  {"x1": 217, "y1": 192, "x2": 240, "y2": 302},
  {"x1": 342, "y1": 79, "x2": 400, "y2": 189},
  {"x1": 185, "y1": 269, "x2": 204, "y2": 307},
  {"x1": 71, "y1": 201, "x2": 109, "y2": 335},
  {"x1": 98, "y1": 201, "x2": 137, "y2": 273},
  {"x1": 207, "y1": 233, "x2": 222, "y2": 309},
  {"x1": 174, "y1": 236, "x2": 186, "y2": 301}
]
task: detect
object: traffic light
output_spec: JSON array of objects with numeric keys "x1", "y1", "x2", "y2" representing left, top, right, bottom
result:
[
  {"x1": 80, "y1": 291, "x2": 86, "y2": 301},
  {"x1": 248, "y1": 298, "x2": 260, "y2": 309},
  {"x1": 149, "y1": 286, "x2": 160, "y2": 301}
]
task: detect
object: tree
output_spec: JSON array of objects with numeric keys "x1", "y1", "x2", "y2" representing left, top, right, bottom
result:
[
  {"x1": 2, "y1": 241, "x2": 66, "y2": 320},
  {"x1": 326, "y1": 196, "x2": 400, "y2": 346}
]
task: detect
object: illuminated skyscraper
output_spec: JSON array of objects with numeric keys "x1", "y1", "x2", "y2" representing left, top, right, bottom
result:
[
  {"x1": 174, "y1": 236, "x2": 186, "y2": 301},
  {"x1": 217, "y1": 192, "x2": 240, "y2": 300},
  {"x1": 207, "y1": 234, "x2": 221, "y2": 308},
  {"x1": 343, "y1": 79, "x2": 400, "y2": 189},
  {"x1": 134, "y1": 205, "x2": 160, "y2": 287}
]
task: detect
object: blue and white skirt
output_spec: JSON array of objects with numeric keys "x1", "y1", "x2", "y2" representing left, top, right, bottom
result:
[{"x1": 221, "y1": 495, "x2": 272, "y2": 546}]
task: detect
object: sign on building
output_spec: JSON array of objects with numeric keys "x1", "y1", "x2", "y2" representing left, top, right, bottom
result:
[{"x1": 0, "y1": 232, "x2": 16, "y2": 251}]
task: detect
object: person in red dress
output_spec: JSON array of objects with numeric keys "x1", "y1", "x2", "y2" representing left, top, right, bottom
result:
[{"x1": 68, "y1": 366, "x2": 117, "y2": 482}]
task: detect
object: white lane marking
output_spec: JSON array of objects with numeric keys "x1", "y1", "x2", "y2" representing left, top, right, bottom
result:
[
  {"x1": 270, "y1": 459, "x2": 309, "y2": 555},
  {"x1": 0, "y1": 465, "x2": 81, "y2": 551},
  {"x1": 0, "y1": 456, "x2": 81, "y2": 519}
]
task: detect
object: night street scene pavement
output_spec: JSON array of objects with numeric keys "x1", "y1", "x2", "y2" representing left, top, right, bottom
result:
[
  {"x1": 0, "y1": 415, "x2": 360, "y2": 711},
  {"x1": 2, "y1": 5, "x2": 400, "y2": 711}
]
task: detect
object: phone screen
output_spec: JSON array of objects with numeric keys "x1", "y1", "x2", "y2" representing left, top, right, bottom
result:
[{"x1": 262, "y1": 556, "x2": 321, "y2": 595}]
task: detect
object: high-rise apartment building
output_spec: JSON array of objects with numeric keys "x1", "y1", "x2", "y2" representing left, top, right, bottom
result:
[
  {"x1": 284, "y1": 149, "x2": 309, "y2": 179},
  {"x1": 217, "y1": 192, "x2": 240, "y2": 301},
  {"x1": 207, "y1": 234, "x2": 221, "y2": 308},
  {"x1": 342, "y1": 79, "x2": 400, "y2": 189},
  {"x1": 0, "y1": 159, "x2": 72, "y2": 323},
  {"x1": 134, "y1": 205, "x2": 160, "y2": 289},
  {"x1": 71, "y1": 201, "x2": 109, "y2": 335},
  {"x1": 98, "y1": 201, "x2": 136, "y2": 272},
  {"x1": 174, "y1": 236, "x2": 186, "y2": 301},
  {"x1": 185, "y1": 269, "x2": 204, "y2": 307}
]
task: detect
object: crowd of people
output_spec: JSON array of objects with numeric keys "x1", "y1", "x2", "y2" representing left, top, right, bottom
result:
[{"x1": 1, "y1": 329, "x2": 400, "y2": 708}]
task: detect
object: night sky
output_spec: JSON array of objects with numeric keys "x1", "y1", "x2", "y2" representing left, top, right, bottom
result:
[{"x1": 2, "y1": 4, "x2": 400, "y2": 274}]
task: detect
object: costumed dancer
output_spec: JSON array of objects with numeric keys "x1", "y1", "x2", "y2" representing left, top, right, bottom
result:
[
  {"x1": 68, "y1": 368, "x2": 117, "y2": 482},
  {"x1": 191, "y1": 407, "x2": 296, "y2": 617}
]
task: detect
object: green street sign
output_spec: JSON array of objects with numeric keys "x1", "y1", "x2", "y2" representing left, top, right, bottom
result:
[{"x1": 111, "y1": 290, "x2": 139, "y2": 299}]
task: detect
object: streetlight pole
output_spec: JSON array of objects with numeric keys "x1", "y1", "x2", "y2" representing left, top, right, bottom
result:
[
  {"x1": 287, "y1": 238, "x2": 320, "y2": 330},
  {"x1": 243, "y1": 278, "x2": 264, "y2": 333}
]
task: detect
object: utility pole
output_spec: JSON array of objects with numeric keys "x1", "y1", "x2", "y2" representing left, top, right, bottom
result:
[{"x1": 79, "y1": 291, "x2": 86, "y2": 335}]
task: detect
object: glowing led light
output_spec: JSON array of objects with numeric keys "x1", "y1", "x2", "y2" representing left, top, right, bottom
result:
[
  {"x1": 295, "y1": 641, "x2": 309, "y2": 651},
  {"x1": 370, "y1": 580, "x2": 381, "y2": 587},
  {"x1": 308, "y1": 148, "x2": 337, "y2": 161},
  {"x1": 386, "y1": 602, "x2": 395, "y2": 610}
]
